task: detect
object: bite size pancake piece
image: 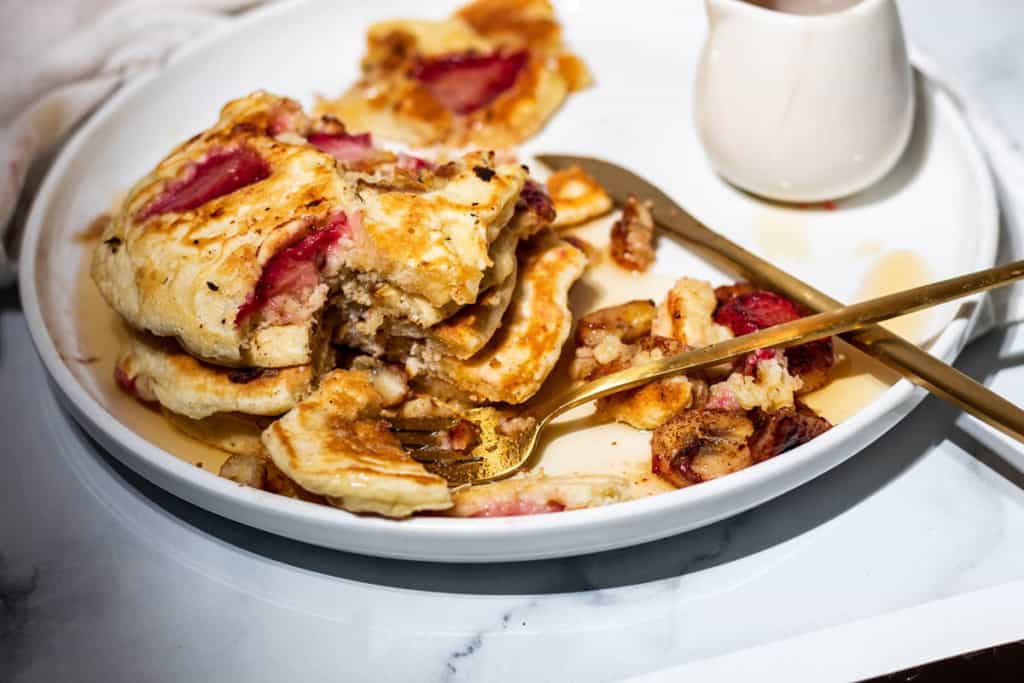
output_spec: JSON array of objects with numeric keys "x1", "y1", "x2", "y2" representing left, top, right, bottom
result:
[
  {"x1": 409, "y1": 232, "x2": 587, "y2": 404},
  {"x1": 219, "y1": 452, "x2": 325, "y2": 503},
  {"x1": 547, "y1": 165, "x2": 613, "y2": 228},
  {"x1": 115, "y1": 330, "x2": 319, "y2": 420},
  {"x1": 316, "y1": 0, "x2": 591, "y2": 148},
  {"x1": 261, "y1": 369, "x2": 452, "y2": 518},
  {"x1": 162, "y1": 409, "x2": 271, "y2": 457},
  {"x1": 92, "y1": 91, "x2": 351, "y2": 368}
]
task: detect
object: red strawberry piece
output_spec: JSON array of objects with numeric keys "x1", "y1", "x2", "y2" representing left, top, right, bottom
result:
[
  {"x1": 397, "y1": 153, "x2": 434, "y2": 171},
  {"x1": 139, "y1": 147, "x2": 270, "y2": 219},
  {"x1": 114, "y1": 365, "x2": 140, "y2": 398},
  {"x1": 714, "y1": 291, "x2": 801, "y2": 336},
  {"x1": 413, "y1": 50, "x2": 528, "y2": 115},
  {"x1": 307, "y1": 131, "x2": 374, "y2": 163},
  {"x1": 469, "y1": 499, "x2": 565, "y2": 518},
  {"x1": 235, "y1": 213, "x2": 350, "y2": 327},
  {"x1": 741, "y1": 348, "x2": 779, "y2": 376},
  {"x1": 715, "y1": 290, "x2": 834, "y2": 386}
]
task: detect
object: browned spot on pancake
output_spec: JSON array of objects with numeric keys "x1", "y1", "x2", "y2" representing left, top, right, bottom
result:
[{"x1": 474, "y1": 166, "x2": 496, "y2": 182}]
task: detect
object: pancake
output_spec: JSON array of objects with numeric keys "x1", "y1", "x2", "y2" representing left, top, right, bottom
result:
[
  {"x1": 316, "y1": 0, "x2": 591, "y2": 148},
  {"x1": 115, "y1": 330, "x2": 320, "y2": 420},
  {"x1": 93, "y1": 90, "x2": 533, "y2": 368},
  {"x1": 408, "y1": 232, "x2": 587, "y2": 404},
  {"x1": 547, "y1": 165, "x2": 613, "y2": 228},
  {"x1": 337, "y1": 150, "x2": 526, "y2": 319},
  {"x1": 162, "y1": 409, "x2": 271, "y2": 457},
  {"x1": 261, "y1": 369, "x2": 452, "y2": 517},
  {"x1": 219, "y1": 452, "x2": 325, "y2": 503},
  {"x1": 416, "y1": 261, "x2": 518, "y2": 359},
  {"x1": 332, "y1": 179, "x2": 554, "y2": 356},
  {"x1": 92, "y1": 91, "x2": 350, "y2": 368}
]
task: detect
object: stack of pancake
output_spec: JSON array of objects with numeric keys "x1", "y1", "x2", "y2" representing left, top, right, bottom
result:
[{"x1": 91, "y1": 92, "x2": 587, "y2": 516}]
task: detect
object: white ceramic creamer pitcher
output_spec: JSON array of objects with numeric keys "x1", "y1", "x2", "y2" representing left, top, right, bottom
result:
[{"x1": 695, "y1": 0, "x2": 915, "y2": 202}]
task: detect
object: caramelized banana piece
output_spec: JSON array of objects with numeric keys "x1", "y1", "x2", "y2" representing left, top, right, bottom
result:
[
  {"x1": 576, "y1": 299, "x2": 656, "y2": 347},
  {"x1": 748, "y1": 403, "x2": 831, "y2": 462},
  {"x1": 609, "y1": 195, "x2": 656, "y2": 272},
  {"x1": 651, "y1": 409, "x2": 755, "y2": 487},
  {"x1": 784, "y1": 339, "x2": 837, "y2": 394}
]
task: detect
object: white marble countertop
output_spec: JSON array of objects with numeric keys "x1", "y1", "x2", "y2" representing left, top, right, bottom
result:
[{"x1": 4, "y1": 1, "x2": 1024, "y2": 681}]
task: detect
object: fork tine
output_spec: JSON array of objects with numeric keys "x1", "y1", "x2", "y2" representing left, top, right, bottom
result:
[
  {"x1": 391, "y1": 430, "x2": 440, "y2": 447},
  {"x1": 409, "y1": 447, "x2": 483, "y2": 465},
  {"x1": 388, "y1": 416, "x2": 460, "y2": 432}
]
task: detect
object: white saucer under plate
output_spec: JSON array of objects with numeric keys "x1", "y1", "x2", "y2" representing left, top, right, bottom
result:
[{"x1": 19, "y1": 0, "x2": 997, "y2": 562}]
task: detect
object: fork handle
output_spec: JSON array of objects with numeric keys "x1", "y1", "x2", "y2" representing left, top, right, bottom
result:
[
  {"x1": 545, "y1": 260, "x2": 1024, "y2": 422},
  {"x1": 668, "y1": 212, "x2": 1024, "y2": 443}
]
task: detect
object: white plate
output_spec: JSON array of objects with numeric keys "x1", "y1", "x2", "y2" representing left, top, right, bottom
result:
[{"x1": 19, "y1": 0, "x2": 996, "y2": 562}]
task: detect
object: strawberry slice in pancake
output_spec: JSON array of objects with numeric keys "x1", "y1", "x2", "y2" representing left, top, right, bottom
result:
[
  {"x1": 91, "y1": 91, "x2": 352, "y2": 368},
  {"x1": 235, "y1": 213, "x2": 351, "y2": 328},
  {"x1": 413, "y1": 50, "x2": 528, "y2": 114},
  {"x1": 315, "y1": 0, "x2": 592, "y2": 148},
  {"x1": 307, "y1": 132, "x2": 374, "y2": 163}
]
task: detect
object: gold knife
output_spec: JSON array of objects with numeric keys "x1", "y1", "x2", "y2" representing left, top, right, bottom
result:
[{"x1": 536, "y1": 154, "x2": 1024, "y2": 443}]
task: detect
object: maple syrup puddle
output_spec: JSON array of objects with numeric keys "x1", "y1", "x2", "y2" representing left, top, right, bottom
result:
[{"x1": 854, "y1": 250, "x2": 933, "y2": 342}]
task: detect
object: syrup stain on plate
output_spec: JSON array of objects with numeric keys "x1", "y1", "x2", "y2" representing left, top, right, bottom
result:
[
  {"x1": 854, "y1": 240, "x2": 884, "y2": 257},
  {"x1": 72, "y1": 244, "x2": 232, "y2": 473},
  {"x1": 855, "y1": 250, "x2": 932, "y2": 342},
  {"x1": 801, "y1": 339, "x2": 900, "y2": 424}
]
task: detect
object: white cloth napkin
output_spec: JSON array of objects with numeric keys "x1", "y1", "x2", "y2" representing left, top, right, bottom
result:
[{"x1": 0, "y1": 0, "x2": 266, "y2": 287}]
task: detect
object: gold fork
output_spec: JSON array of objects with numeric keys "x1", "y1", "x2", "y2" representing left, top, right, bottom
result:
[
  {"x1": 394, "y1": 260, "x2": 1024, "y2": 486},
  {"x1": 538, "y1": 154, "x2": 1024, "y2": 445}
]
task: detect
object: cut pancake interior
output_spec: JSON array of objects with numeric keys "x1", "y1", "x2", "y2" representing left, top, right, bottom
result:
[
  {"x1": 334, "y1": 150, "x2": 527, "y2": 324},
  {"x1": 92, "y1": 92, "x2": 537, "y2": 371},
  {"x1": 408, "y1": 232, "x2": 588, "y2": 404},
  {"x1": 332, "y1": 176, "x2": 554, "y2": 357}
]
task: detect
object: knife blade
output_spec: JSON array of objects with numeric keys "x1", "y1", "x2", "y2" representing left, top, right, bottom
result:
[{"x1": 536, "y1": 153, "x2": 1024, "y2": 443}]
